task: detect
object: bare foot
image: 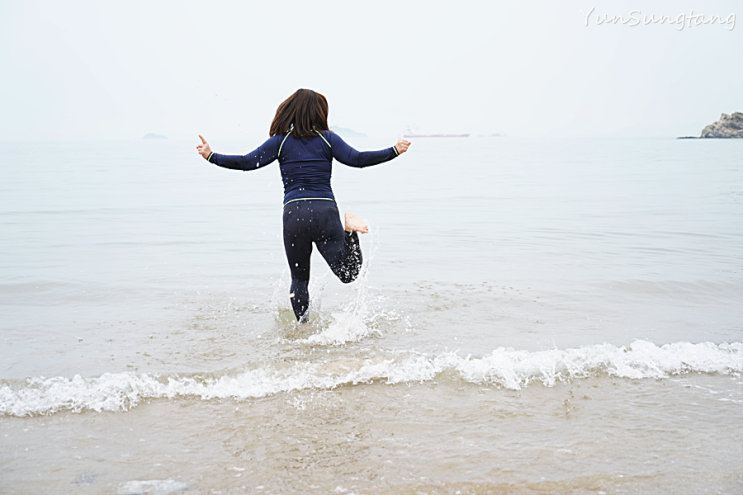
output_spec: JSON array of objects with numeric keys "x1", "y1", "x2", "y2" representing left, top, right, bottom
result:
[{"x1": 344, "y1": 212, "x2": 369, "y2": 233}]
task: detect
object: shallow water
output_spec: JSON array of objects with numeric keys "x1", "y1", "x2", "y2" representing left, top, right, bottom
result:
[{"x1": 1, "y1": 137, "x2": 742, "y2": 493}]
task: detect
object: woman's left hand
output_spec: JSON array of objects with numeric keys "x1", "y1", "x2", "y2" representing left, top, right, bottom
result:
[
  {"x1": 196, "y1": 135, "x2": 212, "y2": 160},
  {"x1": 395, "y1": 139, "x2": 411, "y2": 155}
]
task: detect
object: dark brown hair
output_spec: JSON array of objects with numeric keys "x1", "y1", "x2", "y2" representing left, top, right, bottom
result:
[{"x1": 269, "y1": 89, "x2": 329, "y2": 138}]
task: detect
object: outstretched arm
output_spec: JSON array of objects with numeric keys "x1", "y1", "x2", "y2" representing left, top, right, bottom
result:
[
  {"x1": 196, "y1": 135, "x2": 280, "y2": 171},
  {"x1": 330, "y1": 133, "x2": 410, "y2": 168}
]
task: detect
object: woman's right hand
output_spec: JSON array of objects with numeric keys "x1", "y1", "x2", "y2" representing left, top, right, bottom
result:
[
  {"x1": 196, "y1": 135, "x2": 212, "y2": 160},
  {"x1": 395, "y1": 140, "x2": 411, "y2": 155}
]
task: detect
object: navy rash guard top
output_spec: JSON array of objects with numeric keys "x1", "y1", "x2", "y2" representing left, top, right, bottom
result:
[{"x1": 208, "y1": 131, "x2": 399, "y2": 205}]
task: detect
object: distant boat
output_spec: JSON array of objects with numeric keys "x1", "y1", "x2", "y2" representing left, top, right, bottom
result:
[{"x1": 402, "y1": 126, "x2": 469, "y2": 138}]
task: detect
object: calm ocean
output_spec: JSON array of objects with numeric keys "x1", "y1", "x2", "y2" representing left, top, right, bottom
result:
[{"x1": 1, "y1": 137, "x2": 742, "y2": 494}]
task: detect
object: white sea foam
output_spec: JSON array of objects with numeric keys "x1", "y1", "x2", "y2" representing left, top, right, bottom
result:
[{"x1": 1, "y1": 341, "x2": 741, "y2": 416}]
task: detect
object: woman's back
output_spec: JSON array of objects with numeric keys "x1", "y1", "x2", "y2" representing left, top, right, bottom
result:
[{"x1": 278, "y1": 132, "x2": 335, "y2": 204}]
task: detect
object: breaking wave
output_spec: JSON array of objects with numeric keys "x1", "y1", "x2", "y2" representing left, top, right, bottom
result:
[{"x1": 1, "y1": 340, "x2": 741, "y2": 416}]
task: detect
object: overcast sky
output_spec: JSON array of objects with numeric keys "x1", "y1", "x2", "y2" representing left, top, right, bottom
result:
[{"x1": 1, "y1": 0, "x2": 740, "y2": 141}]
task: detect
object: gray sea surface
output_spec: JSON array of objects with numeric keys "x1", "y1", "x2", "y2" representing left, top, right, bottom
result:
[{"x1": 1, "y1": 137, "x2": 742, "y2": 494}]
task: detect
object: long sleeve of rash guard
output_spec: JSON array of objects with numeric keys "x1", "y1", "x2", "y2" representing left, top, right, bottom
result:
[
  {"x1": 208, "y1": 135, "x2": 281, "y2": 171},
  {"x1": 328, "y1": 132, "x2": 398, "y2": 168}
]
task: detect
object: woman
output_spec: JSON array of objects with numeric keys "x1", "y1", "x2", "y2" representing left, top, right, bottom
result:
[{"x1": 196, "y1": 89, "x2": 410, "y2": 322}]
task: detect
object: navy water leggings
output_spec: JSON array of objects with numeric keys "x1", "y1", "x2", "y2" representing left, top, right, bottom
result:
[{"x1": 282, "y1": 200, "x2": 362, "y2": 321}]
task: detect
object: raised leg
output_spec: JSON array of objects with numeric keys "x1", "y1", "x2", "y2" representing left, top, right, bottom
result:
[
  {"x1": 344, "y1": 211, "x2": 368, "y2": 233},
  {"x1": 316, "y1": 227, "x2": 363, "y2": 284}
]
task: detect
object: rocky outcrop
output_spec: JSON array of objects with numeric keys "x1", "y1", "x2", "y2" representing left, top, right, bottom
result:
[{"x1": 700, "y1": 112, "x2": 743, "y2": 138}]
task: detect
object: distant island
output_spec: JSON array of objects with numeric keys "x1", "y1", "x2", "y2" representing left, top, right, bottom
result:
[
  {"x1": 678, "y1": 112, "x2": 743, "y2": 139},
  {"x1": 332, "y1": 127, "x2": 367, "y2": 138},
  {"x1": 143, "y1": 133, "x2": 167, "y2": 140}
]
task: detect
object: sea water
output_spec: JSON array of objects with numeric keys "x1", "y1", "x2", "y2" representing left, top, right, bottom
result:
[{"x1": 1, "y1": 137, "x2": 742, "y2": 494}]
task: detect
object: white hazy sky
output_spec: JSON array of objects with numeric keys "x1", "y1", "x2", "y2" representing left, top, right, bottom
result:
[{"x1": 0, "y1": 0, "x2": 741, "y2": 141}]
